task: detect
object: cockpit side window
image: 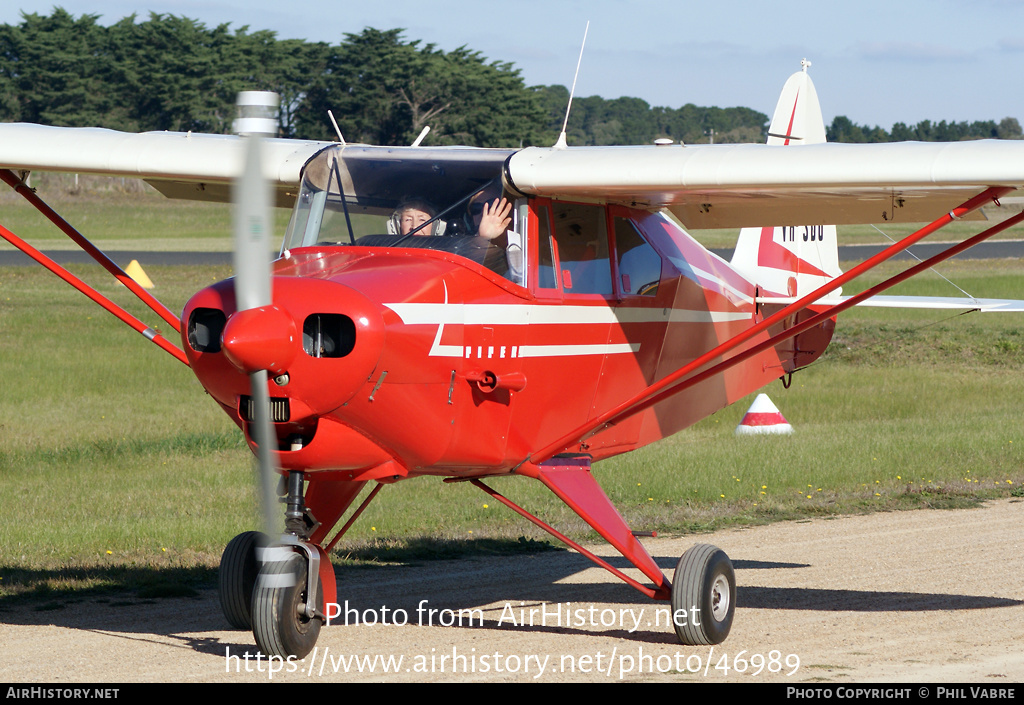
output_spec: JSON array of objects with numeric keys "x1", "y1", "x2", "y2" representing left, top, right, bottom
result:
[
  {"x1": 534, "y1": 202, "x2": 558, "y2": 291},
  {"x1": 613, "y1": 217, "x2": 662, "y2": 296},
  {"x1": 549, "y1": 202, "x2": 612, "y2": 296}
]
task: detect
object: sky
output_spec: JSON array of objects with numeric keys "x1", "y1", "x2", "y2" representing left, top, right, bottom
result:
[{"x1": 4, "y1": 0, "x2": 1023, "y2": 130}]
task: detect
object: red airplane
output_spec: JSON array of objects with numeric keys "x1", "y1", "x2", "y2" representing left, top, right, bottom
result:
[{"x1": 2, "y1": 65, "x2": 1024, "y2": 658}]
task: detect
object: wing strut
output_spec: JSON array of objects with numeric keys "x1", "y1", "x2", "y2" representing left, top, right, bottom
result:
[
  {"x1": 528, "y1": 186, "x2": 1015, "y2": 464},
  {"x1": 0, "y1": 168, "x2": 183, "y2": 333}
]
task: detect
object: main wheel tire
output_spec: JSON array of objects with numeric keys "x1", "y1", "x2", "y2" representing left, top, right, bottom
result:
[
  {"x1": 670, "y1": 543, "x2": 736, "y2": 645},
  {"x1": 251, "y1": 551, "x2": 323, "y2": 659},
  {"x1": 218, "y1": 531, "x2": 267, "y2": 629}
]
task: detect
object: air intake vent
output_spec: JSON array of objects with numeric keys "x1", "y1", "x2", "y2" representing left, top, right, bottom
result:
[
  {"x1": 187, "y1": 308, "x2": 227, "y2": 352},
  {"x1": 240, "y1": 396, "x2": 290, "y2": 423},
  {"x1": 303, "y1": 314, "x2": 355, "y2": 358}
]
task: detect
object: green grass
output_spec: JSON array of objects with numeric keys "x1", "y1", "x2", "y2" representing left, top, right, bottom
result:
[{"x1": 1, "y1": 205, "x2": 1023, "y2": 602}]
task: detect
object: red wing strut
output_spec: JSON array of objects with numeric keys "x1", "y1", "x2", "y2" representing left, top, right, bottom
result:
[{"x1": 528, "y1": 186, "x2": 1015, "y2": 464}]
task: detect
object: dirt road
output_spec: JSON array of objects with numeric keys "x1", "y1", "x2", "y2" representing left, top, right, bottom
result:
[{"x1": 2, "y1": 498, "x2": 1021, "y2": 683}]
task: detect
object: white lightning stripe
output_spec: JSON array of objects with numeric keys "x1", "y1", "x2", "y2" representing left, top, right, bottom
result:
[
  {"x1": 428, "y1": 281, "x2": 463, "y2": 357},
  {"x1": 668, "y1": 309, "x2": 752, "y2": 323},
  {"x1": 688, "y1": 264, "x2": 756, "y2": 305},
  {"x1": 384, "y1": 303, "x2": 751, "y2": 326},
  {"x1": 429, "y1": 319, "x2": 463, "y2": 357},
  {"x1": 518, "y1": 343, "x2": 640, "y2": 357},
  {"x1": 386, "y1": 300, "x2": 750, "y2": 358}
]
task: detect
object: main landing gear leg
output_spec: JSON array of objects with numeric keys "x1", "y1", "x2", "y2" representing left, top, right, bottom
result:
[{"x1": 490, "y1": 455, "x2": 735, "y2": 645}]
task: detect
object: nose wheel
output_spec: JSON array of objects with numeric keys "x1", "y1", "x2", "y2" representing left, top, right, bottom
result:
[
  {"x1": 219, "y1": 471, "x2": 332, "y2": 658},
  {"x1": 251, "y1": 549, "x2": 324, "y2": 659},
  {"x1": 218, "y1": 531, "x2": 267, "y2": 629},
  {"x1": 670, "y1": 543, "x2": 736, "y2": 645}
]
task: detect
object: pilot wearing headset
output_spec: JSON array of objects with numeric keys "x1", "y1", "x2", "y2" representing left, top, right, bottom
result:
[{"x1": 389, "y1": 199, "x2": 446, "y2": 237}]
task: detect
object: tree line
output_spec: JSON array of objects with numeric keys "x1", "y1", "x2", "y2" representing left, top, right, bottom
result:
[
  {"x1": 1, "y1": 10, "x2": 1019, "y2": 148},
  {"x1": 0, "y1": 10, "x2": 768, "y2": 147},
  {"x1": 827, "y1": 115, "x2": 1022, "y2": 143}
]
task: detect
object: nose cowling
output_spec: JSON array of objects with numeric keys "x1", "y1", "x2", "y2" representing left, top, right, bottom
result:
[
  {"x1": 181, "y1": 276, "x2": 386, "y2": 421},
  {"x1": 221, "y1": 305, "x2": 298, "y2": 376}
]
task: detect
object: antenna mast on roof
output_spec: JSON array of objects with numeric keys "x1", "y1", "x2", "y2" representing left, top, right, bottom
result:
[{"x1": 554, "y1": 21, "x2": 590, "y2": 149}]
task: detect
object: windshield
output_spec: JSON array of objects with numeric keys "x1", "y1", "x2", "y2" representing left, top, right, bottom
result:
[{"x1": 284, "y1": 145, "x2": 523, "y2": 282}]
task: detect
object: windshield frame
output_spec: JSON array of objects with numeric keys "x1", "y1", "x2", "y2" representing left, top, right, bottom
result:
[{"x1": 282, "y1": 145, "x2": 525, "y2": 284}]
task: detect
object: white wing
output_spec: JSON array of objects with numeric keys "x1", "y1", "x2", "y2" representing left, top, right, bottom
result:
[
  {"x1": 505, "y1": 140, "x2": 1024, "y2": 228},
  {"x1": 0, "y1": 123, "x2": 333, "y2": 207},
  {"x1": 5, "y1": 121, "x2": 1024, "y2": 227}
]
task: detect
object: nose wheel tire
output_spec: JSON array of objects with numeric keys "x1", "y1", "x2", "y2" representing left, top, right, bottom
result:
[
  {"x1": 218, "y1": 531, "x2": 267, "y2": 629},
  {"x1": 670, "y1": 543, "x2": 736, "y2": 645},
  {"x1": 251, "y1": 551, "x2": 324, "y2": 659}
]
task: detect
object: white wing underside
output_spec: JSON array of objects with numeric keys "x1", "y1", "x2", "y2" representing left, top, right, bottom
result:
[
  {"x1": 3, "y1": 123, "x2": 1024, "y2": 227},
  {"x1": 0, "y1": 123, "x2": 333, "y2": 207},
  {"x1": 505, "y1": 141, "x2": 1024, "y2": 228}
]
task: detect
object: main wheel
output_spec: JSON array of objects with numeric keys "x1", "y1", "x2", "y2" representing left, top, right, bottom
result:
[
  {"x1": 218, "y1": 531, "x2": 267, "y2": 629},
  {"x1": 670, "y1": 543, "x2": 736, "y2": 645},
  {"x1": 251, "y1": 551, "x2": 323, "y2": 658}
]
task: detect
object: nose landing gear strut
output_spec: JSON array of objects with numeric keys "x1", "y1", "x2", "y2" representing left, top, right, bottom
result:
[{"x1": 219, "y1": 471, "x2": 332, "y2": 658}]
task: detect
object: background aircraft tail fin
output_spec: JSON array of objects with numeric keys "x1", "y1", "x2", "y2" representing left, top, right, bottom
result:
[{"x1": 731, "y1": 61, "x2": 841, "y2": 298}]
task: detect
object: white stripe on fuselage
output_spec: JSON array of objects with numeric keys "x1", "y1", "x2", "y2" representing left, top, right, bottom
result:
[
  {"x1": 384, "y1": 302, "x2": 751, "y2": 359},
  {"x1": 384, "y1": 303, "x2": 751, "y2": 326}
]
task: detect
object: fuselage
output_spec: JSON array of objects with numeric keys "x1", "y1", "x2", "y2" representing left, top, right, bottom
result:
[{"x1": 180, "y1": 145, "x2": 834, "y2": 483}]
